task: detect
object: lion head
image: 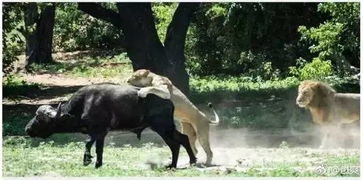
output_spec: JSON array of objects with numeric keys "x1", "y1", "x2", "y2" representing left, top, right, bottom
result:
[
  {"x1": 127, "y1": 69, "x2": 153, "y2": 87},
  {"x1": 296, "y1": 80, "x2": 336, "y2": 108}
]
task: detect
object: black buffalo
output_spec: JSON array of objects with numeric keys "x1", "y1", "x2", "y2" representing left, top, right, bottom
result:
[{"x1": 25, "y1": 84, "x2": 196, "y2": 168}]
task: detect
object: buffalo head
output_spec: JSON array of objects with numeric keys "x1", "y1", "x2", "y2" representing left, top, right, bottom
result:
[{"x1": 25, "y1": 103, "x2": 62, "y2": 138}]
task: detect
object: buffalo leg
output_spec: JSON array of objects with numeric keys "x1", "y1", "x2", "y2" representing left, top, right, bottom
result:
[
  {"x1": 155, "y1": 130, "x2": 180, "y2": 168},
  {"x1": 163, "y1": 135, "x2": 180, "y2": 168},
  {"x1": 156, "y1": 129, "x2": 197, "y2": 168},
  {"x1": 172, "y1": 130, "x2": 197, "y2": 165},
  {"x1": 83, "y1": 135, "x2": 96, "y2": 166},
  {"x1": 95, "y1": 132, "x2": 107, "y2": 168}
]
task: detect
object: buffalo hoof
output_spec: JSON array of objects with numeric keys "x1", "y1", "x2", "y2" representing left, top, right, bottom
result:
[
  {"x1": 95, "y1": 161, "x2": 103, "y2": 168},
  {"x1": 83, "y1": 154, "x2": 93, "y2": 166},
  {"x1": 190, "y1": 159, "x2": 197, "y2": 166},
  {"x1": 165, "y1": 164, "x2": 176, "y2": 169}
]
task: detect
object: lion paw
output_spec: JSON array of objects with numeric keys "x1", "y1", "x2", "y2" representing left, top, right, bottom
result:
[{"x1": 138, "y1": 89, "x2": 149, "y2": 98}]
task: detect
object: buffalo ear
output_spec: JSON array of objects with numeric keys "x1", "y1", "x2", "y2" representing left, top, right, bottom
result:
[{"x1": 55, "y1": 102, "x2": 62, "y2": 119}]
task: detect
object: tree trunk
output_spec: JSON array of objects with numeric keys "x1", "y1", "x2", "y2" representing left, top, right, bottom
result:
[
  {"x1": 36, "y1": 4, "x2": 56, "y2": 63},
  {"x1": 24, "y1": 3, "x2": 38, "y2": 65},
  {"x1": 116, "y1": 3, "x2": 172, "y2": 76},
  {"x1": 25, "y1": 3, "x2": 56, "y2": 69},
  {"x1": 164, "y1": 3, "x2": 199, "y2": 94}
]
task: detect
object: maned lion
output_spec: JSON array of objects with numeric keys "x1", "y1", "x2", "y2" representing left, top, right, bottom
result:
[
  {"x1": 296, "y1": 80, "x2": 360, "y2": 148},
  {"x1": 127, "y1": 69, "x2": 220, "y2": 165}
]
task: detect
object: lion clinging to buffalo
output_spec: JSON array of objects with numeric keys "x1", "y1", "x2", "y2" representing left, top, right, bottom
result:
[
  {"x1": 127, "y1": 69, "x2": 220, "y2": 166},
  {"x1": 296, "y1": 80, "x2": 360, "y2": 148}
]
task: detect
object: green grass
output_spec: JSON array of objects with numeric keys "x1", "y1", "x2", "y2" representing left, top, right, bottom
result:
[
  {"x1": 190, "y1": 76, "x2": 300, "y2": 94},
  {"x1": 29, "y1": 52, "x2": 133, "y2": 78},
  {"x1": 3, "y1": 112, "x2": 32, "y2": 136},
  {"x1": 3, "y1": 137, "x2": 359, "y2": 177}
]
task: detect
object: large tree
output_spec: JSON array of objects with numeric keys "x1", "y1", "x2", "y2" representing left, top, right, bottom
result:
[
  {"x1": 78, "y1": 3, "x2": 198, "y2": 94},
  {"x1": 24, "y1": 3, "x2": 56, "y2": 69}
]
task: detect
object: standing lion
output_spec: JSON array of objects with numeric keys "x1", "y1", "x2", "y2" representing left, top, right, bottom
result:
[
  {"x1": 296, "y1": 80, "x2": 360, "y2": 148},
  {"x1": 127, "y1": 69, "x2": 220, "y2": 165}
]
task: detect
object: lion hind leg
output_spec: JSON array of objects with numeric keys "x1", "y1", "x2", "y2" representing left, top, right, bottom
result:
[
  {"x1": 195, "y1": 121, "x2": 213, "y2": 166},
  {"x1": 181, "y1": 122, "x2": 198, "y2": 155},
  {"x1": 138, "y1": 85, "x2": 171, "y2": 99}
]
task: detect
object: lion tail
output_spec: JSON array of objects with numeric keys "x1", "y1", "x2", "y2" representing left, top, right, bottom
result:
[{"x1": 208, "y1": 103, "x2": 220, "y2": 125}]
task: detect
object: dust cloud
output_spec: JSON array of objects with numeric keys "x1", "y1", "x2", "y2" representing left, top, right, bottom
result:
[{"x1": 185, "y1": 124, "x2": 360, "y2": 168}]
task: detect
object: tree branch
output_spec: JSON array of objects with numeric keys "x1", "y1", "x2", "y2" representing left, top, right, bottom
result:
[
  {"x1": 163, "y1": 3, "x2": 199, "y2": 94},
  {"x1": 164, "y1": 3, "x2": 199, "y2": 51},
  {"x1": 78, "y1": 3, "x2": 122, "y2": 28}
]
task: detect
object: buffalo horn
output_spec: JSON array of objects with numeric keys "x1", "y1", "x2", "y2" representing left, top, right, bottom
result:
[{"x1": 55, "y1": 102, "x2": 62, "y2": 118}]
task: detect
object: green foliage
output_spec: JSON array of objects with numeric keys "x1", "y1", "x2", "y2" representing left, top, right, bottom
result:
[
  {"x1": 298, "y1": 2, "x2": 360, "y2": 75},
  {"x1": 190, "y1": 75, "x2": 299, "y2": 94},
  {"x1": 54, "y1": 3, "x2": 122, "y2": 51},
  {"x1": 289, "y1": 58, "x2": 333, "y2": 80},
  {"x1": 2, "y1": 3, "x2": 26, "y2": 73},
  {"x1": 299, "y1": 23, "x2": 344, "y2": 58},
  {"x1": 205, "y1": 3, "x2": 228, "y2": 19},
  {"x1": 238, "y1": 51, "x2": 281, "y2": 80},
  {"x1": 152, "y1": 3, "x2": 177, "y2": 43},
  {"x1": 188, "y1": 3, "x2": 321, "y2": 77}
]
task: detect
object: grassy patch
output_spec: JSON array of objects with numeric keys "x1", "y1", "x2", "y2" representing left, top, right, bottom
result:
[
  {"x1": 190, "y1": 76, "x2": 299, "y2": 94},
  {"x1": 2, "y1": 112, "x2": 32, "y2": 136},
  {"x1": 189, "y1": 76, "x2": 300, "y2": 105},
  {"x1": 29, "y1": 52, "x2": 133, "y2": 78},
  {"x1": 3, "y1": 138, "x2": 359, "y2": 177}
]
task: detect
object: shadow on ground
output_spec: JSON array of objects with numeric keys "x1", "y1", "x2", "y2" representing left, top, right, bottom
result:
[{"x1": 4, "y1": 84, "x2": 83, "y2": 101}]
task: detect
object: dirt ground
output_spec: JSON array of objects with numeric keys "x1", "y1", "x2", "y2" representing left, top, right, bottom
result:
[{"x1": 3, "y1": 72, "x2": 126, "y2": 105}]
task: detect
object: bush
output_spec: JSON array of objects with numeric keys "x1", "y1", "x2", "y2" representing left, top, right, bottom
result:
[
  {"x1": 298, "y1": 2, "x2": 359, "y2": 75},
  {"x1": 189, "y1": 75, "x2": 299, "y2": 105},
  {"x1": 2, "y1": 3, "x2": 25, "y2": 73},
  {"x1": 188, "y1": 3, "x2": 322, "y2": 77},
  {"x1": 289, "y1": 57, "x2": 333, "y2": 80},
  {"x1": 190, "y1": 75, "x2": 298, "y2": 94}
]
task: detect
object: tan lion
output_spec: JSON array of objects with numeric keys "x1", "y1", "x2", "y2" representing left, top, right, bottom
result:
[
  {"x1": 296, "y1": 80, "x2": 360, "y2": 148},
  {"x1": 127, "y1": 69, "x2": 220, "y2": 165},
  {"x1": 127, "y1": 69, "x2": 173, "y2": 99}
]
